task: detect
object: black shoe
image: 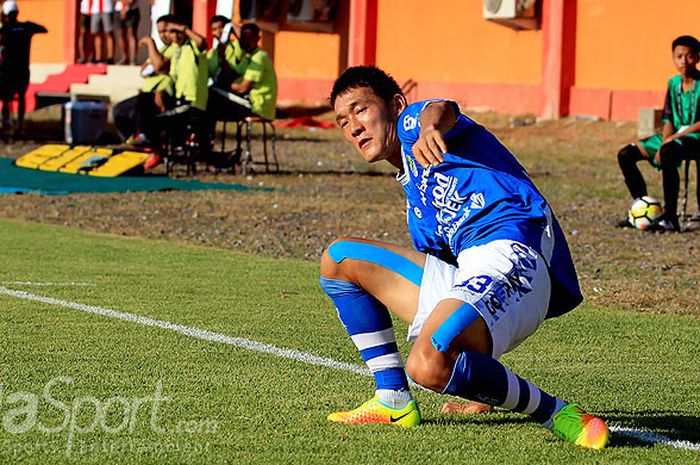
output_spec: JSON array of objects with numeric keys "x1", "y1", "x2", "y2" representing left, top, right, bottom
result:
[{"x1": 650, "y1": 217, "x2": 680, "y2": 233}]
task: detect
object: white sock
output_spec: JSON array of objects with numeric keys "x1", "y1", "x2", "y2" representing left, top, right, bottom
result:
[{"x1": 376, "y1": 389, "x2": 413, "y2": 409}]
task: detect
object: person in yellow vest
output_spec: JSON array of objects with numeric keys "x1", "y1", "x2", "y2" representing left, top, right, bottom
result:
[
  {"x1": 207, "y1": 23, "x2": 277, "y2": 121},
  {"x1": 207, "y1": 15, "x2": 246, "y2": 89},
  {"x1": 112, "y1": 14, "x2": 176, "y2": 143},
  {"x1": 167, "y1": 17, "x2": 209, "y2": 111},
  {"x1": 141, "y1": 16, "x2": 209, "y2": 168}
]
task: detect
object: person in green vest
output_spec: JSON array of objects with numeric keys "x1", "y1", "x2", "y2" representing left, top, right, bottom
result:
[
  {"x1": 617, "y1": 35, "x2": 700, "y2": 231},
  {"x1": 167, "y1": 17, "x2": 209, "y2": 111},
  {"x1": 207, "y1": 15, "x2": 246, "y2": 89},
  {"x1": 208, "y1": 22, "x2": 277, "y2": 121},
  {"x1": 112, "y1": 14, "x2": 176, "y2": 143}
]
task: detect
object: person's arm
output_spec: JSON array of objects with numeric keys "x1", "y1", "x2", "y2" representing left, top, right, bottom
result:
[
  {"x1": 216, "y1": 43, "x2": 242, "y2": 83},
  {"x1": 230, "y1": 79, "x2": 254, "y2": 95},
  {"x1": 412, "y1": 101, "x2": 458, "y2": 168},
  {"x1": 139, "y1": 37, "x2": 168, "y2": 72},
  {"x1": 27, "y1": 22, "x2": 48, "y2": 34},
  {"x1": 173, "y1": 23, "x2": 207, "y2": 51}
]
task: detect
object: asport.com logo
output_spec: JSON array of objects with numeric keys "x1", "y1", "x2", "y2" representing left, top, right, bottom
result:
[{"x1": 0, "y1": 377, "x2": 218, "y2": 458}]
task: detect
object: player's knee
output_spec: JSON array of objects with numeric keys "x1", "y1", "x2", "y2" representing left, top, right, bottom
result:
[
  {"x1": 320, "y1": 237, "x2": 359, "y2": 279},
  {"x1": 405, "y1": 346, "x2": 454, "y2": 393},
  {"x1": 617, "y1": 144, "x2": 636, "y2": 166}
]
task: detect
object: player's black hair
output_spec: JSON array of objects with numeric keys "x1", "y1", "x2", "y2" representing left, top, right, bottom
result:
[
  {"x1": 330, "y1": 66, "x2": 404, "y2": 108},
  {"x1": 241, "y1": 23, "x2": 260, "y2": 36},
  {"x1": 170, "y1": 15, "x2": 191, "y2": 28},
  {"x1": 210, "y1": 15, "x2": 230, "y2": 25},
  {"x1": 156, "y1": 14, "x2": 175, "y2": 24},
  {"x1": 672, "y1": 35, "x2": 700, "y2": 54}
]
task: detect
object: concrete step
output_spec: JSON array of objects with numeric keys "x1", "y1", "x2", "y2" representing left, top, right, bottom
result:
[
  {"x1": 70, "y1": 65, "x2": 143, "y2": 103},
  {"x1": 29, "y1": 64, "x2": 68, "y2": 84}
]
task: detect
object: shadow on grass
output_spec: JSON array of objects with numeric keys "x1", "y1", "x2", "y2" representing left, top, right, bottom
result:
[
  {"x1": 602, "y1": 409, "x2": 700, "y2": 447},
  {"x1": 423, "y1": 409, "x2": 700, "y2": 449}
]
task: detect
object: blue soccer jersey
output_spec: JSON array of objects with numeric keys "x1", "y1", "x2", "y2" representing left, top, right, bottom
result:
[{"x1": 397, "y1": 100, "x2": 582, "y2": 317}]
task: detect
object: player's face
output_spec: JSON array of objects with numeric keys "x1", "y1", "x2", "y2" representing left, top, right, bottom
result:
[
  {"x1": 334, "y1": 87, "x2": 401, "y2": 164},
  {"x1": 157, "y1": 22, "x2": 171, "y2": 45},
  {"x1": 673, "y1": 45, "x2": 698, "y2": 76},
  {"x1": 240, "y1": 29, "x2": 260, "y2": 53},
  {"x1": 211, "y1": 21, "x2": 224, "y2": 41}
]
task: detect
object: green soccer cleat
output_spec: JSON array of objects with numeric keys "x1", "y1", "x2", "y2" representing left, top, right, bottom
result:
[
  {"x1": 548, "y1": 403, "x2": 609, "y2": 450},
  {"x1": 327, "y1": 395, "x2": 421, "y2": 428}
]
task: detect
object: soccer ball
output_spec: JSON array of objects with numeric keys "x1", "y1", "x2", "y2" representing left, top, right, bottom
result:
[{"x1": 628, "y1": 196, "x2": 664, "y2": 230}]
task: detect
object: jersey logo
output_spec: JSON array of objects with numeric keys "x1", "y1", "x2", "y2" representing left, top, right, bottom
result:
[
  {"x1": 413, "y1": 206, "x2": 423, "y2": 219},
  {"x1": 403, "y1": 115, "x2": 417, "y2": 131},
  {"x1": 470, "y1": 193, "x2": 485, "y2": 210},
  {"x1": 407, "y1": 154, "x2": 418, "y2": 177}
]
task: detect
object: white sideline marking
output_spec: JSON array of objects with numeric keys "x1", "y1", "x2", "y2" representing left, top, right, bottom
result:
[
  {"x1": 0, "y1": 286, "x2": 369, "y2": 377},
  {"x1": 1, "y1": 281, "x2": 95, "y2": 287},
  {"x1": 609, "y1": 426, "x2": 700, "y2": 451},
  {"x1": 1, "y1": 285, "x2": 698, "y2": 452}
]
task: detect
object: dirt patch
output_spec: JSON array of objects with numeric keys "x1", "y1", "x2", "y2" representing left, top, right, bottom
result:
[{"x1": 1, "y1": 111, "x2": 698, "y2": 317}]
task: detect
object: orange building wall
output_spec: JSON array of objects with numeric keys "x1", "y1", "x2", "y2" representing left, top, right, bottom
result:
[
  {"x1": 274, "y1": 31, "x2": 341, "y2": 79},
  {"x1": 572, "y1": 0, "x2": 700, "y2": 120},
  {"x1": 375, "y1": 0, "x2": 542, "y2": 85},
  {"x1": 274, "y1": 30, "x2": 342, "y2": 102},
  {"x1": 18, "y1": 0, "x2": 67, "y2": 64},
  {"x1": 374, "y1": 0, "x2": 543, "y2": 113},
  {"x1": 575, "y1": 0, "x2": 700, "y2": 90}
]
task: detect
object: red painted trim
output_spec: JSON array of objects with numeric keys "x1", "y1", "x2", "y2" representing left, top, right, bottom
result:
[
  {"x1": 65, "y1": 0, "x2": 78, "y2": 64},
  {"x1": 192, "y1": 0, "x2": 216, "y2": 45},
  {"x1": 540, "y1": 0, "x2": 576, "y2": 119},
  {"x1": 348, "y1": 0, "x2": 377, "y2": 66},
  {"x1": 570, "y1": 87, "x2": 665, "y2": 121}
]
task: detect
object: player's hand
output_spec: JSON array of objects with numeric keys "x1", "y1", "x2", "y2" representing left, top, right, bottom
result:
[
  {"x1": 413, "y1": 125, "x2": 447, "y2": 168},
  {"x1": 441, "y1": 401, "x2": 494, "y2": 415},
  {"x1": 138, "y1": 36, "x2": 152, "y2": 47}
]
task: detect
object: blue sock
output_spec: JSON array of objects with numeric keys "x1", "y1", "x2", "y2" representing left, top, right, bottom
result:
[
  {"x1": 320, "y1": 277, "x2": 410, "y2": 403},
  {"x1": 442, "y1": 351, "x2": 565, "y2": 424}
]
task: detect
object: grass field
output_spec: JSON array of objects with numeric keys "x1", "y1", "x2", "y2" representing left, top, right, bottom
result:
[{"x1": 1, "y1": 218, "x2": 699, "y2": 464}]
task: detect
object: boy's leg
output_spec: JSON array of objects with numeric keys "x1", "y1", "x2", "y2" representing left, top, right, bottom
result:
[
  {"x1": 320, "y1": 237, "x2": 425, "y2": 427},
  {"x1": 617, "y1": 143, "x2": 649, "y2": 199},
  {"x1": 405, "y1": 241, "x2": 609, "y2": 449},
  {"x1": 658, "y1": 137, "x2": 700, "y2": 229}
]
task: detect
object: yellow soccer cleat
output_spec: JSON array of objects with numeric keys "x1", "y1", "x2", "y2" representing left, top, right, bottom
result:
[
  {"x1": 549, "y1": 403, "x2": 610, "y2": 450},
  {"x1": 328, "y1": 396, "x2": 421, "y2": 428}
]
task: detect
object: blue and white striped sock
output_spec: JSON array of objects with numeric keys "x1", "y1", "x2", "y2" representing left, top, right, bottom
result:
[
  {"x1": 443, "y1": 351, "x2": 566, "y2": 424},
  {"x1": 320, "y1": 277, "x2": 412, "y2": 408}
]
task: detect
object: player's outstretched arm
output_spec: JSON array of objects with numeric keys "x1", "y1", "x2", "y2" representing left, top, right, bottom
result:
[{"x1": 412, "y1": 101, "x2": 457, "y2": 168}]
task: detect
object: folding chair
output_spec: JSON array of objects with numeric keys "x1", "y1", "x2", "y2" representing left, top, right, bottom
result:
[
  {"x1": 237, "y1": 116, "x2": 279, "y2": 176},
  {"x1": 679, "y1": 157, "x2": 699, "y2": 229}
]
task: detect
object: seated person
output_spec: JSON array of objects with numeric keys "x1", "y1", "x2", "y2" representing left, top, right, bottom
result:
[
  {"x1": 0, "y1": 1, "x2": 47, "y2": 138},
  {"x1": 617, "y1": 35, "x2": 700, "y2": 231},
  {"x1": 206, "y1": 15, "x2": 246, "y2": 90},
  {"x1": 207, "y1": 23, "x2": 277, "y2": 121},
  {"x1": 142, "y1": 17, "x2": 209, "y2": 168},
  {"x1": 112, "y1": 14, "x2": 176, "y2": 144}
]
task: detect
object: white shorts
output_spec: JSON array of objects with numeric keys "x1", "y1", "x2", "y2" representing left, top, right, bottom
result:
[{"x1": 407, "y1": 240, "x2": 551, "y2": 359}]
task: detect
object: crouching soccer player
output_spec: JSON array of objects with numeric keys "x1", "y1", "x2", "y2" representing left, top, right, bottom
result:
[{"x1": 319, "y1": 66, "x2": 609, "y2": 449}]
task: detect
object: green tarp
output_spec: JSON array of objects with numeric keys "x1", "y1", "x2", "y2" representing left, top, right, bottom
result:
[{"x1": 0, "y1": 158, "x2": 264, "y2": 194}]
